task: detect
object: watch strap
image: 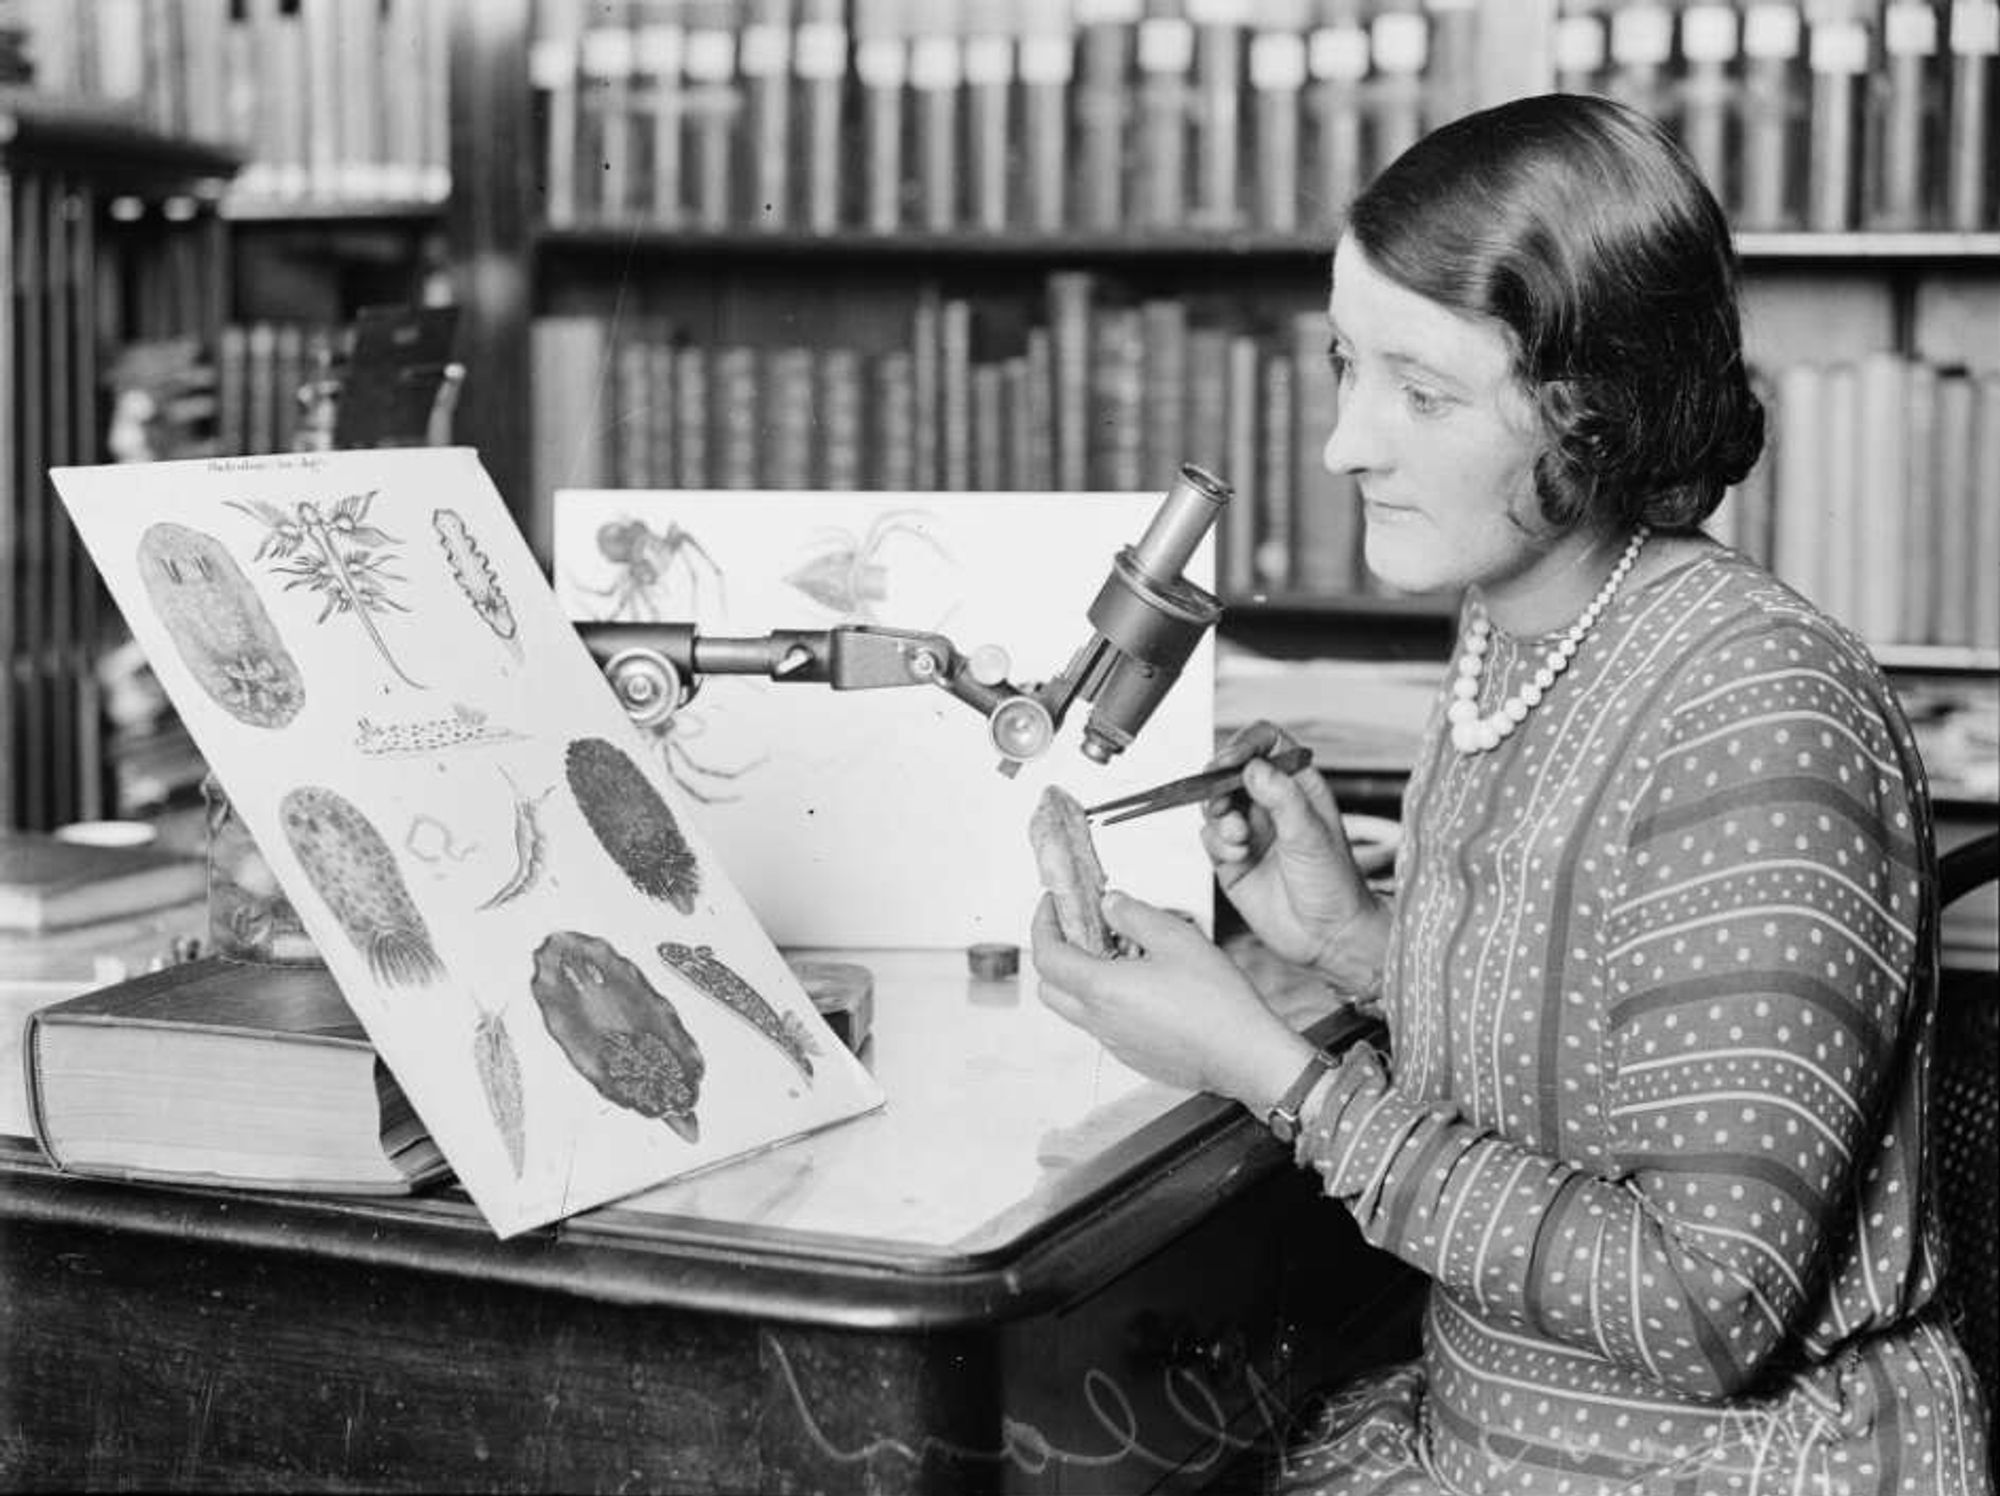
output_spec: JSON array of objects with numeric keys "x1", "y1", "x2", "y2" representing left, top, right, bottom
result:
[{"x1": 1266, "y1": 1049, "x2": 1334, "y2": 1143}]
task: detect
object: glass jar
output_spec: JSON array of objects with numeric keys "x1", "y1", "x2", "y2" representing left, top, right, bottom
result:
[{"x1": 202, "y1": 772, "x2": 322, "y2": 966}]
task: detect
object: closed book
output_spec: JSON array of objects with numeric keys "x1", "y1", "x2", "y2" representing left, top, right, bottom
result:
[
  {"x1": 1190, "y1": 0, "x2": 1245, "y2": 229},
  {"x1": 684, "y1": 0, "x2": 741, "y2": 228},
  {"x1": 1289, "y1": 309, "x2": 1358, "y2": 594},
  {"x1": 1140, "y1": 299, "x2": 1188, "y2": 490},
  {"x1": 964, "y1": 0, "x2": 1016, "y2": 230},
  {"x1": 1257, "y1": 348, "x2": 1295, "y2": 590},
  {"x1": 766, "y1": 346, "x2": 818, "y2": 489},
  {"x1": 380, "y1": 0, "x2": 431, "y2": 199},
  {"x1": 1678, "y1": 2, "x2": 1740, "y2": 201},
  {"x1": 1739, "y1": 2, "x2": 1802, "y2": 229},
  {"x1": 335, "y1": 0, "x2": 385, "y2": 197},
  {"x1": 635, "y1": 0, "x2": 688, "y2": 227},
  {"x1": 1552, "y1": 3, "x2": 1607, "y2": 97},
  {"x1": 1075, "y1": 0, "x2": 1139, "y2": 229},
  {"x1": 1366, "y1": 1, "x2": 1424, "y2": 180},
  {"x1": 1769, "y1": 360, "x2": 1825, "y2": 604},
  {"x1": 1422, "y1": 0, "x2": 1478, "y2": 128},
  {"x1": 1970, "y1": 374, "x2": 2000, "y2": 650},
  {"x1": 1001, "y1": 355, "x2": 1034, "y2": 490},
  {"x1": 1818, "y1": 361, "x2": 1863, "y2": 628},
  {"x1": 673, "y1": 343, "x2": 712, "y2": 488},
  {"x1": 1306, "y1": 0, "x2": 1366, "y2": 234},
  {"x1": 1804, "y1": 4, "x2": 1868, "y2": 232},
  {"x1": 741, "y1": 0, "x2": 795, "y2": 228},
  {"x1": 819, "y1": 347, "x2": 865, "y2": 489},
  {"x1": 532, "y1": 0, "x2": 588, "y2": 225},
  {"x1": 855, "y1": 0, "x2": 909, "y2": 232},
  {"x1": 911, "y1": 285, "x2": 944, "y2": 489},
  {"x1": 0, "y1": 831, "x2": 204, "y2": 934},
  {"x1": 25, "y1": 957, "x2": 449, "y2": 1195},
  {"x1": 715, "y1": 345, "x2": 763, "y2": 487},
  {"x1": 301, "y1": 0, "x2": 344, "y2": 200},
  {"x1": 529, "y1": 315, "x2": 613, "y2": 559},
  {"x1": 1135, "y1": 0, "x2": 1193, "y2": 227},
  {"x1": 1022, "y1": 326, "x2": 1056, "y2": 490},
  {"x1": 1250, "y1": 0, "x2": 1308, "y2": 233},
  {"x1": 1184, "y1": 325, "x2": 1231, "y2": 486},
  {"x1": 797, "y1": 0, "x2": 848, "y2": 231},
  {"x1": 1869, "y1": 0, "x2": 1936, "y2": 228},
  {"x1": 1852, "y1": 352, "x2": 1906, "y2": 646},
  {"x1": 1222, "y1": 331, "x2": 1262, "y2": 595},
  {"x1": 912, "y1": 0, "x2": 966, "y2": 230},
  {"x1": 1089, "y1": 306, "x2": 1146, "y2": 491},
  {"x1": 647, "y1": 339, "x2": 679, "y2": 488},
  {"x1": 1048, "y1": 271, "x2": 1096, "y2": 490},
  {"x1": 972, "y1": 362, "x2": 1006, "y2": 489},
  {"x1": 941, "y1": 298, "x2": 975, "y2": 490},
  {"x1": 1945, "y1": 0, "x2": 1997, "y2": 230},
  {"x1": 871, "y1": 348, "x2": 918, "y2": 490},
  {"x1": 1899, "y1": 359, "x2": 1940, "y2": 643},
  {"x1": 1606, "y1": 0, "x2": 1674, "y2": 126},
  {"x1": 1932, "y1": 368, "x2": 1979, "y2": 646},
  {"x1": 1020, "y1": 2, "x2": 1073, "y2": 230},
  {"x1": 614, "y1": 339, "x2": 657, "y2": 488}
]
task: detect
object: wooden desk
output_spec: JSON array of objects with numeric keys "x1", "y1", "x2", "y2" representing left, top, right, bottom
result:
[{"x1": 0, "y1": 951, "x2": 1420, "y2": 1494}]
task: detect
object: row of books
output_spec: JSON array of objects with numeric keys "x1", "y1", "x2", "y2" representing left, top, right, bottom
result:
[
  {"x1": 529, "y1": 282, "x2": 1375, "y2": 599},
  {"x1": 1557, "y1": 0, "x2": 2000, "y2": 233},
  {"x1": 12, "y1": 0, "x2": 451, "y2": 204},
  {"x1": 530, "y1": 0, "x2": 1485, "y2": 236},
  {"x1": 1722, "y1": 353, "x2": 2000, "y2": 651}
]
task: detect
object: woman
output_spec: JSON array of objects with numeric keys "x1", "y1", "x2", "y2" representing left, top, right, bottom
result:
[{"x1": 1031, "y1": 94, "x2": 1992, "y2": 1495}]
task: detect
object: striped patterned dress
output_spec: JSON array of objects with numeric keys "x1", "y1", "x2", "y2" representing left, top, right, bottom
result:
[{"x1": 1279, "y1": 546, "x2": 1993, "y2": 1495}]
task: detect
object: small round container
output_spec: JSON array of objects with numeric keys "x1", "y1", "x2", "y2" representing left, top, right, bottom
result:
[{"x1": 202, "y1": 773, "x2": 322, "y2": 966}]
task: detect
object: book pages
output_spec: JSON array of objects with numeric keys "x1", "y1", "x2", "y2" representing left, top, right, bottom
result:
[
  {"x1": 554, "y1": 489, "x2": 1217, "y2": 950},
  {"x1": 52, "y1": 448, "x2": 884, "y2": 1238}
]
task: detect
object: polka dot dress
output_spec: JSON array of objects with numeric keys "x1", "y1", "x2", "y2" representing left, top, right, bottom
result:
[{"x1": 1277, "y1": 548, "x2": 1994, "y2": 1496}]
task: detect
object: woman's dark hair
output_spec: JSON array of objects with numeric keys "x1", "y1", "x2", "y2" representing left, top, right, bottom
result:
[{"x1": 1345, "y1": 93, "x2": 1763, "y2": 534}]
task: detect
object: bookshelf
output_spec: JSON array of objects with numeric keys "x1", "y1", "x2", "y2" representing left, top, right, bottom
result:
[{"x1": 0, "y1": 98, "x2": 240, "y2": 834}]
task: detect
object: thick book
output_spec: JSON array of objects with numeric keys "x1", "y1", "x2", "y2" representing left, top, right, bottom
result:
[
  {"x1": 0, "y1": 830, "x2": 205, "y2": 934},
  {"x1": 25, "y1": 957, "x2": 450, "y2": 1195},
  {"x1": 1945, "y1": 0, "x2": 1996, "y2": 230}
]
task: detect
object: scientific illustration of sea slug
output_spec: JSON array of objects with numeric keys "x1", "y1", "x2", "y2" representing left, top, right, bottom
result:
[
  {"x1": 137, "y1": 521, "x2": 305, "y2": 728},
  {"x1": 433, "y1": 507, "x2": 521, "y2": 654},
  {"x1": 279, "y1": 785, "x2": 444, "y2": 987},
  {"x1": 530, "y1": 931, "x2": 705, "y2": 1140},
  {"x1": 657, "y1": 942, "x2": 818, "y2": 1083},
  {"x1": 565, "y1": 736, "x2": 701, "y2": 914}
]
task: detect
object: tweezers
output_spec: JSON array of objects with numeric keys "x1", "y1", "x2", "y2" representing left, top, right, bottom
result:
[{"x1": 1085, "y1": 744, "x2": 1314, "y2": 826}]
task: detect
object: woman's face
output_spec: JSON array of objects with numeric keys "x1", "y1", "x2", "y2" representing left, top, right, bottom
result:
[{"x1": 1323, "y1": 236, "x2": 1583, "y2": 614}]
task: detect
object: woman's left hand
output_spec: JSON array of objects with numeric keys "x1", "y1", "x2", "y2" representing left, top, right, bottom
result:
[{"x1": 1030, "y1": 891, "x2": 1318, "y2": 1112}]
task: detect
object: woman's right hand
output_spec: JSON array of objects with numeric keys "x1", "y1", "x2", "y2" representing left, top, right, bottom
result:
[{"x1": 1201, "y1": 722, "x2": 1388, "y2": 990}]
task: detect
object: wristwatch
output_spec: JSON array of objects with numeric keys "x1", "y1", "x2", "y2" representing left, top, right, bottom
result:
[{"x1": 1265, "y1": 1050, "x2": 1334, "y2": 1144}]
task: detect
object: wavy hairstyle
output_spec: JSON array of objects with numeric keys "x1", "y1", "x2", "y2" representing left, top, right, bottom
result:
[{"x1": 1345, "y1": 93, "x2": 1763, "y2": 534}]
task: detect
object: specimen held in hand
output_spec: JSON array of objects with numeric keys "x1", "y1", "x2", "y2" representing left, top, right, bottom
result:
[{"x1": 530, "y1": 930, "x2": 705, "y2": 1140}]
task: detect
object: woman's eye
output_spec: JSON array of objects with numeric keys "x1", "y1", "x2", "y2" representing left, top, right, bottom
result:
[
  {"x1": 1403, "y1": 383, "x2": 1449, "y2": 417},
  {"x1": 1327, "y1": 348, "x2": 1352, "y2": 383}
]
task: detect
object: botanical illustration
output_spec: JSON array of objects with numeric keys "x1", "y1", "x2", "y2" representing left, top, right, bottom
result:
[
  {"x1": 433, "y1": 507, "x2": 523, "y2": 660},
  {"x1": 574, "y1": 516, "x2": 724, "y2": 620},
  {"x1": 784, "y1": 508, "x2": 948, "y2": 620},
  {"x1": 477, "y1": 768, "x2": 555, "y2": 911},
  {"x1": 566, "y1": 736, "x2": 701, "y2": 914},
  {"x1": 657, "y1": 941, "x2": 818, "y2": 1083},
  {"x1": 279, "y1": 784, "x2": 444, "y2": 988},
  {"x1": 136, "y1": 521, "x2": 305, "y2": 728},
  {"x1": 228, "y1": 490, "x2": 425, "y2": 689},
  {"x1": 355, "y1": 701, "x2": 522, "y2": 756},
  {"x1": 531, "y1": 931, "x2": 705, "y2": 1141}
]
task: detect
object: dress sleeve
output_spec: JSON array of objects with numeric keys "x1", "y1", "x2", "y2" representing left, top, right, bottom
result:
[{"x1": 1292, "y1": 622, "x2": 1931, "y2": 1399}]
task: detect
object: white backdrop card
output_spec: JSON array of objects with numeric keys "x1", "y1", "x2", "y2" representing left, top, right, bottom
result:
[
  {"x1": 52, "y1": 449, "x2": 883, "y2": 1238},
  {"x1": 553, "y1": 490, "x2": 1217, "y2": 950}
]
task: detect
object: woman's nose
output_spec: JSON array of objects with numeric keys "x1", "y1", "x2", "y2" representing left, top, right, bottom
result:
[{"x1": 1322, "y1": 393, "x2": 1376, "y2": 476}]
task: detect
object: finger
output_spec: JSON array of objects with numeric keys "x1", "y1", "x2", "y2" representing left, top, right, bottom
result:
[
  {"x1": 1205, "y1": 719, "x2": 1285, "y2": 772},
  {"x1": 1035, "y1": 976, "x2": 1089, "y2": 1029},
  {"x1": 1241, "y1": 755, "x2": 1333, "y2": 845},
  {"x1": 1101, "y1": 890, "x2": 1202, "y2": 956},
  {"x1": 1029, "y1": 894, "x2": 1103, "y2": 991}
]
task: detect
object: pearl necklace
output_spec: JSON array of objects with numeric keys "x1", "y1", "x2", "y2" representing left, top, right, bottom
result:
[{"x1": 1447, "y1": 526, "x2": 1649, "y2": 755}]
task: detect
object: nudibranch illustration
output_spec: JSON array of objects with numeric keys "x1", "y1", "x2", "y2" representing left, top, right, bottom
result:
[
  {"x1": 565, "y1": 736, "x2": 700, "y2": 914},
  {"x1": 278, "y1": 785, "x2": 444, "y2": 987},
  {"x1": 137, "y1": 521, "x2": 305, "y2": 728},
  {"x1": 530, "y1": 930, "x2": 705, "y2": 1140},
  {"x1": 433, "y1": 507, "x2": 522, "y2": 658},
  {"x1": 657, "y1": 942, "x2": 818, "y2": 1083}
]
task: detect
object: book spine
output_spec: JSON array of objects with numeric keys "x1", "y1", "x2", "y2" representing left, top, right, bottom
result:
[
  {"x1": 1256, "y1": 348, "x2": 1294, "y2": 589},
  {"x1": 381, "y1": 0, "x2": 431, "y2": 200},
  {"x1": 302, "y1": 0, "x2": 344, "y2": 200},
  {"x1": 1769, "y1": 360, "x2": 1825, "y2": 605},
  {"x1": 1870, "y1": 0, "x2": 1936, "y2": 229},
  {"x1": 1140, "y1": 299, "x2": 1189, "y2": 486},
  {"x1": 1422, "y1": 0, "x2": 1479, "y2": 128},
  {"x1": 581, "y1": 3, "x2": 639, "y2": 222},
  {"x1": 1366, "y1": 2, "x2": 1425, "y2": 177},
  {"x1": 1222, "y1": 331, "x2": 1261, "y2": 595},
  {"x1": 638, "y1": 4, "x2": 689, "y2": 228},
  {"x1": 530, "y1": 315, "x2": 613, "y2": 559},
  {"x1": 1854, "y1": 351, "x2": 1906, "y2": 646},
  {"x1": 1289, "y1": 308, "x2": 1358, "y2": 594},
  {"x1": 965, "y1": 0, "x2": 1016, "y2": 231},
  {"x1": 1899, "y1": 359, "x2": 1940, "y2": 643},
  {"x1": 1678, "y1": 3, "x2": 1740, "y2": 201},
  {"x1": 647, "y1": 339, "x2": 679, "y2": 488},
  {"x1": 1249, "y1": 13, "x2": 1307, "y2": 233},
  {"x1": 1002, "y1": 355, "x2": 1034, "y2": 490},
  {"x1": 615, "y1": 338, "x2": 656, "y2": 486},
  {"x1": 1551, "y1": 3, "x2": 1607, "y2": 97},
  {"x1": 872, "y1": 349, "x2": 918, "y2": 490},
  {"x1": 1048, "y1": 270, "x2": 1095, "y2": 489},
  {"x1": 972, "y1": 362, "x2": 1006, "y2": 489},
  {"x1": 855, "y1": 0, "x2": 909, "y2": 232},
  {"x1": 1606, "y1": 0, "x2": 1674, "y2": 125},
  {"x1": 767, "y1": 346, "x2": 817, "y2": 487},
  {"x1": 1090, "y1": 306, "x2": 1146, "y2": 489},
  {"x1": 1020, "y1": 5, "x2": 1074, "y2": 231},
  {"x1": 716, "y1": 345, "x2": 762, "y2": 486},
  {"x1": 1946, "y1": 0, "x2": 1998, "y2": 230},
  {"x1": 1075, "y1": 0, "x2": 1139, "y2": 229},
  {"x1": 1971, "y1": 373, "x2": 2000, "y2": 649},
  {"x1": 1184, "y1": 325, "x2": 1232, "y2": 488},
  {"x1": 1135, "y1": 0, "x2": 1193, "y2": 228},
  {"x1": 741, "y1": 0, "x2": 795, "y2": 228},
  {"x1": 1023, "y1": 325, "x2": 1056, "y2": 489},
  {"x1": 1805, "y1": 5, "x2": 1869, "y2": 232},
  {"x1": 820, "y1": 348, "x2": 865, "y2": 489},
  {"x1": 684, "y1": 1, "x2": 740, "y2": 229},
  {"x1": 337, "y1": 0, "x2": 384, "y2": 197},
  {"x1": 1306, "y1": 5, "x2": 1367, "y2": 234},
  {"x1": 797, "y1": 0, "x2": 847, "y2": 232},
  {"x1": 674, "y1": 344, "x2": 712, "y2": 488},
  {"x1": 1739, "y1": 2, "x2": 1802, "y2": 229},
  {"x1": 1819, "y1": 360, "x2": 1862, "y2": 627},
  {"x1": 533, "y1": 0, "x2": 587, "y2": 225},
  {"x1": 1191, "y1": 0, "x2": 1246, "y2": 230},
  {"x1": 1932, "y1": 369, "x2": 1977, "y2": 646},
  {"x1": 940, "y1": 298, "x2": 974, "y2": 490},
  {"x1": 913, "y1": 0, "x2": 965, "y2": 230}
]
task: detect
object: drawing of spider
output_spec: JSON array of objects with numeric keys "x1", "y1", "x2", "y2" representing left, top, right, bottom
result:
[
  {"x1": 784, "y1": 508, "x2": 949, "y2": 621},
  {"x1": 575, "y1": 517, "x2": 725, "y2": 621},
  {"x1": 642, "y1": 706, "x2": 767, "y2": 805}
]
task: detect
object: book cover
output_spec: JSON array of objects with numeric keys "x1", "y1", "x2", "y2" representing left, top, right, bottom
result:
[
  {"x1": 1248, "y1": 0, "x2": 1307, "y2": 234},
  {"x1": 0, "y1": 831, "x2": 205, "y2": 934},
  {"x1": 1187, "y1": 0, "x2": 1245, "y2": 230},
  {"x1": 1090, "y1": 306, "x2": 1146, "y2": 491},
  {"x1": 1023, "y1": 325, "x2": 1056, "y2": 490},
  {"x1": 766, "y1": 347, "x2": 817, "y2": 489},
  {"x1": 1818, "y1": 360, "x2": 1863, "y2": 627},
  {"x1": 614, "y1": 339, "x2": 658, "y2": 489},
  {"x1": 335, "y1": 0, "x2": 385, "y2": 198},
  {"x1": 1605, "y1": 0, "x2": 1674, "y2": 125},
  {"x1": 646, "y1": 338, "x2": 679, "y2": 489},
  {"x1": 51, "y1": 448, "x2": 886, "y2": 1238},
  {"x1": 1422, "y1": 0, "x2": 1478, "y2": 129},
  {"x1": 972, "y1": 362, "x2": 1006, "y2": 490},
  {"x1": 1184, "y1": 324, "x2": 1231, "y2": 490},
  {"x1": 582, "y1": 0, "x2": 638, "y2": 221},
  {"x1": 871, "y1": 348, "x2": 918, "y2": 491},
  {"x1": 25, "y1": 957, "x2": 448, "y2": 1194},
  {"x1": 911, "y1": 285, "x2": 943, "y2": 490},
  {"x1": 1552, "y1": 3, "x2": 1608, "y2": 97},
  {"x1": 716, "y1": 345, "x2": 763, "y2": 487},
  {"x1": 1001, "y1": 355, "x2": 1034, "y2": 490},
  {"x1": 1140, "y1": 299, "x2": 1189, "y2": 492},
  {"x1": 301, "y1": 0, "x2": 344, "y2": 201}
]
